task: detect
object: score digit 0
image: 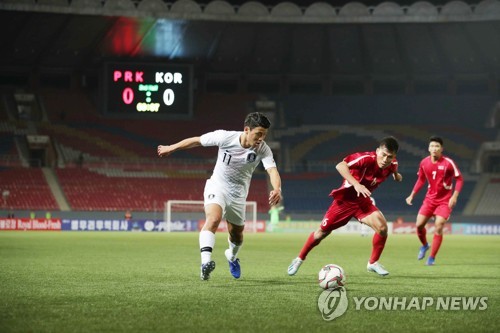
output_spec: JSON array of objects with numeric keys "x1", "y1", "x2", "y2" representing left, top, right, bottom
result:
[
  {"x1": 163, "y1": 89, "x2": 175, "y2": 106},
  {"x1": 122, "y1": 87, "x2": 134, "y2": 105}
]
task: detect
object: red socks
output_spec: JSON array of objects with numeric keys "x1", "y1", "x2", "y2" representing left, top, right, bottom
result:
[
  {"x1": 298, "y1": 232, "x2": 322, "y2": 260},
  {"x1": 430, "y1": 234, "x2": 443, "y2": 258},
  {"x1": 369, "y1": 233, "x2": 387, "y2": 264},
  {"x1": 417, "y1": 227, "x2": 428, "y2": 246}
]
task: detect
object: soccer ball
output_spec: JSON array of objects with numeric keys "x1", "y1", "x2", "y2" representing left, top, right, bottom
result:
[{"x1": 318, "y1": 264, "x2": 346, "y2": 290}]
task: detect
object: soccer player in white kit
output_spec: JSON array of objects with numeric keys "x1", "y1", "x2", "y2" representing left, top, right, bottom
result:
[{"x1": 157, "y1": 112, "x2": 282, "y2": 280}]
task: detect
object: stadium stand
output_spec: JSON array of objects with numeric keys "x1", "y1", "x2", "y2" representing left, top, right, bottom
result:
[
  {"x1": 54, "y1": 167, "x2": 269, "y2": 213},
  {"x1": 0, "y1": 167, "x2": 58, "y2": 210},
  {"x1": 473, "y1": 177, "x2": 500, "y2": 215}
]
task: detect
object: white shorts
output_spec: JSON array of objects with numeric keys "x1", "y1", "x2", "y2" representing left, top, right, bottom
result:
[{"x1": 203, "y1": 179, "x2": 246, "y2": 226}]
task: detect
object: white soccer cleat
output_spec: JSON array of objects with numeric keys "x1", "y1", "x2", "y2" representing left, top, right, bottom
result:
[
  {"x1": 287, "y1": 257, "x2": 303, "y2": 276},
  {"x1": 367, "y1": 261, "x2": 389, "y2": 276}
]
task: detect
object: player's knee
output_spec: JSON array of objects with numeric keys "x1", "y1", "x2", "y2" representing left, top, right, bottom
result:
[
  {"x1": 314, "y1": 229, "x2": 330, "y2": 240},
  {"x1": 375, "y1": 221, "x2": 388, "y2": 236},
  {"x1": 378, "y1": 226, "x2": 388, "y2": 237},
  {"x1": 203, "y1": 219, "x2": 221, "y2": 233},
  {"x1": 435, "y1": 225, "x2": 444, "y2": 235}
]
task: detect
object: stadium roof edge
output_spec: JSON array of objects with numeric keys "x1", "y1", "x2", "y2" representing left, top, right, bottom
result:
[{"x1": 1, "y1": 0, "x2": 500, "y2": 23}]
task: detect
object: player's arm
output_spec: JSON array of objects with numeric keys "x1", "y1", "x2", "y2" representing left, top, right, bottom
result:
[
  {"x1": 393, "y1": 172, "x2": 403, "y2": 182},
  {"x1": 405, "y1": 168, "x2": 426, "y2": 205},
  {"x1": 336, "y1": 161, "x2": 371, "y2": 198},
  {"x1": 266, "y1": 167, "x2": 282, "y2": 206},
  {"x1": 449, "y1": 172, "x2": 464, "y2": 208},
  {"x1": 393, "y1": 170, "x2": 403, "y2": 182},
  {"x1": 157, "y1": 136, "x2": 202, "y2": 157},
  {"x1": 449, "y1": 190, "x2": 460, "y2": 208}
]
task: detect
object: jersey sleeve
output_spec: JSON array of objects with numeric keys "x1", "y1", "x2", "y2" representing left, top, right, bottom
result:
[
  {"x1": 447, "y1": 157, "x2": 464, "y2": 193},
  {"x1": 200, "y1": 130, "x2": 226, "y2": 147},
  {"x1": 260, "y1": 143, "x2": 277, "y2": 170},
  {"x1": 391, "y1": 160, "x2": 399, "y2": 173},
  {"x1": 344, "y1": 152, "x2": 370, "y2": 169}
]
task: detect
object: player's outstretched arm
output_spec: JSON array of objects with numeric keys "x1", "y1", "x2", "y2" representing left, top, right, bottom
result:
[{"x1": 157, "y1": 137, "x2": 202, "y2": 157}]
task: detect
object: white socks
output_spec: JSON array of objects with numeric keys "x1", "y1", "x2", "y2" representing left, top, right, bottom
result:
[
  {"x1": 226, "y1": 238, "x2": 242, "y2": 261},
  {"x1": 199, "y1": 230, "x2": 243, "y2": 263},
  {"x1": 199, "y1": 230, "x2": 215, "y2": 264}
]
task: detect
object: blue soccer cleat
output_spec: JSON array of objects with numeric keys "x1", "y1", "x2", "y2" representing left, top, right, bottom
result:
[
  {"x1": 225, "y1": 249, "x2": 241, "y2": 278},
  {"x1": 228, "y1": 258, "x2": 241, "y2": 279},
  {"x1": 426, "y1": 256, "x2": 435, "y2": 266},
  {"x1": 418, "y1": 244, "x2": 430, "y2": 260}
]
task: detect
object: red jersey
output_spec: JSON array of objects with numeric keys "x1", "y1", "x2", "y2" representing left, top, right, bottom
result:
[
  {"x1": 412, "y1": 155, "x2": 463, "y2": 204},
  {"x1": 329, "y1": 151, "x2": 398, "y2": 201}
]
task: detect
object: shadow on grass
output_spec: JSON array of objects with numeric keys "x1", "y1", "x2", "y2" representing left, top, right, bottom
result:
[{"x1": 209, "y1": 277, "x2": 312, "y2": 288}]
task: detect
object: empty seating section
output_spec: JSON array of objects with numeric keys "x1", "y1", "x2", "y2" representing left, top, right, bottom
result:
[
  {"x1": 276, "y1": 94, "x2": 496, "y2": 177},
  {"x1": 0, "y1": 133, "x2": 16, "y2": 155},
  {"x1": 278, "y1": 95, "x2": 496, "y2": 128},
  {"x1": 280, "y1": 173, "x2": 338, "y2": 214},
  {"x1": 474, "y1": 178, "x2": 500, "y2": 215},
  {"x1": 55, "y1": 168, "x2": 269, "y2": 213},
  {"x1": 42, "y1": 88, "x2": 99, "y2": 123},
  {"x1": 0, "y1": 167, "x2": 58, "y2": 210},
  {"x1": 56, "y1": 168, "x2": 197, "y2": 212},
  {"x1": 39, "y1": 90, "x2": 256, "y2": 161}
]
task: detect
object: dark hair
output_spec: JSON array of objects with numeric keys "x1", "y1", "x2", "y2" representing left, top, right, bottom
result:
[
  {"x1": 379, "y1": 136, "x2": 399, "y2": 153},
  {"x1": 244, "y1": 112, "x2": 271, "y2": 129},
  {"x1": 429, "y1": 136, "x2": 444, "y2": 146}
]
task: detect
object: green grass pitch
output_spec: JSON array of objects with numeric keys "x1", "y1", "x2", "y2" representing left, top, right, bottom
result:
[{"x1": 0, "y1": 232, "x2": 499, "y2": 333}]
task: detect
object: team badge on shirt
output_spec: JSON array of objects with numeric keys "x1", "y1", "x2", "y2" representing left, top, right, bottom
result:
[{"x1": 246, "y1": 153, "x2": 257, "y2": 163}]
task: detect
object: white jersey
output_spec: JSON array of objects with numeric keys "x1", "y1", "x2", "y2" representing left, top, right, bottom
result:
[{"x1": 200, "y1": 130, "x2": 276, "y2": 199}]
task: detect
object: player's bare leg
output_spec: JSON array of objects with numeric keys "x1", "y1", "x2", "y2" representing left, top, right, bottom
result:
[
  {"x1": 362, "y1": 211, "x2": 389, "y2": 276},
  {"x1": 199, "y1": 204, "x2": 222, "y2": 280}
]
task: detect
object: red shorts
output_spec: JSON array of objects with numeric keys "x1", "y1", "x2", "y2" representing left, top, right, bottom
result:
[
  {"x1": 320, "y1": 197, "x2": 378, "y2": 232},
  {"x1": 418, "y1": 199, "x2": 452, "y2": 220}
]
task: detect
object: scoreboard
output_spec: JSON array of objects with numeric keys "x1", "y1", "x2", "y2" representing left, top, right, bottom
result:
[{"x1": 103, "y1": 63, "x2": 192, "y2": 117}]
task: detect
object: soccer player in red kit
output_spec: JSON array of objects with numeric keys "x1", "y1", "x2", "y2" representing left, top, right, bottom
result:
[
  {"x1": 406, "y1": 136, "x2": 463, "y2": 266},
  {"x1": 287, "y1": 137, "x2": 403, "y2": 277}
]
